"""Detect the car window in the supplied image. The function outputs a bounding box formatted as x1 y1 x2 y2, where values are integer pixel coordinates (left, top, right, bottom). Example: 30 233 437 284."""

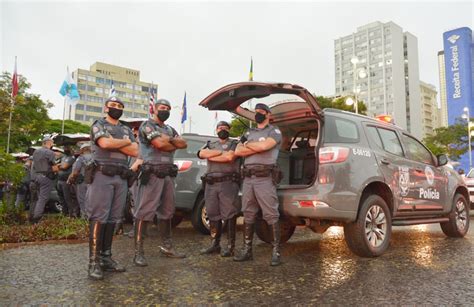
324 115 359 143
366 126 383 149
174 139 206 159
377 128 404 156
401 134 434 165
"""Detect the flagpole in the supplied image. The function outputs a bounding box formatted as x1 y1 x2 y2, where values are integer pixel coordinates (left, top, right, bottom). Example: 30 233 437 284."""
61 95 67 134
6 97 14 153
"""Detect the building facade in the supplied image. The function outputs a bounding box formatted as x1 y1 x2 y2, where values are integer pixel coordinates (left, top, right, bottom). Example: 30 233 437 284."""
419 81 440 139
334 21 422 138
437 51 449 128
67 62 157 123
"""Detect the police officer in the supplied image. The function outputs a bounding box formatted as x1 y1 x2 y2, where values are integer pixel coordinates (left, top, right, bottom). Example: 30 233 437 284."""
67 142 92 218
198 121 240 257
133 98 187 267
87 96 138 280
234 103 283 266
29 136 59 223
57 146 78 217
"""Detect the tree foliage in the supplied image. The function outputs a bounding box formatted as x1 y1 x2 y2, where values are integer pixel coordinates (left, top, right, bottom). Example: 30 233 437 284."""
229 117 251 137
423 121 468 161
314 95 367 115
0 150 25 187
43 119 90 134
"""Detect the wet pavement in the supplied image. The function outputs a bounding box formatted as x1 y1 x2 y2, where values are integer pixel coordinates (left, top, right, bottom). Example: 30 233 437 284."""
1 218 474 305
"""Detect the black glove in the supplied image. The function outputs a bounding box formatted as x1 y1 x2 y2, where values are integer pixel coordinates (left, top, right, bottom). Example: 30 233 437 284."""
240 135 248 144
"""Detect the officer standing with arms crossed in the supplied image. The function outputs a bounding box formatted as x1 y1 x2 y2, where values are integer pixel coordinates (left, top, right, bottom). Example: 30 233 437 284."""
198 121 240 257
133 98 187 267
233 103 283 266
29 136 59 223
87 96 138 280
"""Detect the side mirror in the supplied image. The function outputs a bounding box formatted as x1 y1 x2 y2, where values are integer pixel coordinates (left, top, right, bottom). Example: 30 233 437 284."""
437 154 448 167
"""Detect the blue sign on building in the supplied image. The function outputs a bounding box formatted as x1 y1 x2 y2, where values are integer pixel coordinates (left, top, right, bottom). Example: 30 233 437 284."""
443 27 474 172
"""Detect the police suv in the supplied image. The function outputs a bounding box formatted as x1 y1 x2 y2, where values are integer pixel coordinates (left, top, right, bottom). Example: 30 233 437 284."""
199 82 470 257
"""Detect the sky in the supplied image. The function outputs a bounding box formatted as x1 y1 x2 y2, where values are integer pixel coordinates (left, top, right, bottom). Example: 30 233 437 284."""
1 0 473 135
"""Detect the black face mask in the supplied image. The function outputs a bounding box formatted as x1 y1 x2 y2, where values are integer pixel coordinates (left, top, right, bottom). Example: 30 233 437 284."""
157 110 170 122
107 107 123 120
255 112 267 124
217 130 230 140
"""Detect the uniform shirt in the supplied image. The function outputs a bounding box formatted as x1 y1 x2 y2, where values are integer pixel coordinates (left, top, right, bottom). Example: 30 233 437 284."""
72 153 93 176
138 119 178 164
32 147 56 173
205 139 240 175
243 124 282 165
58 154 75 180
90 118 135 165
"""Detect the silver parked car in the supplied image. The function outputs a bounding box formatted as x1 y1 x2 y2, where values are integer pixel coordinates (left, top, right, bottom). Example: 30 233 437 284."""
199 82 470 257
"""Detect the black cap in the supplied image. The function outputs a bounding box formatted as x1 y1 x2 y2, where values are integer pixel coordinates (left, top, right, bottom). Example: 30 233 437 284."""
255 103 271 113
216 121 231 128
155 99 171 108
105 96 124 107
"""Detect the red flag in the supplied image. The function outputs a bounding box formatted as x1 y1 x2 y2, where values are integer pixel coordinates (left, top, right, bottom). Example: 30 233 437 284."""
12 57 18 98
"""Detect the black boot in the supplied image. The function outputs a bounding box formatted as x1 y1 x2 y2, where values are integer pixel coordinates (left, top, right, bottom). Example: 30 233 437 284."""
200 220 222 255
88 221 104 280
99 223 126 272
133 220 148 267
221 216 236 257
270 221 281 266
233 223 254 262
158 219 186 258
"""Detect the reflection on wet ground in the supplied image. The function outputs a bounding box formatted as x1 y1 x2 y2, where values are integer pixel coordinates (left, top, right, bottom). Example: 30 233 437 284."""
1 219 473 305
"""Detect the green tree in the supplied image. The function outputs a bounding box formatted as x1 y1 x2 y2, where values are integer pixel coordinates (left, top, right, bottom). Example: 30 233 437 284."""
0 72 52 152
229 116 250 137
0 150 25 187
43 119 91 134
314 95 367 115
423 121 468 161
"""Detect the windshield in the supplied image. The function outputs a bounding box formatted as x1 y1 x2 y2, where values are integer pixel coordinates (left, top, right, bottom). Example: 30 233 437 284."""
466 169 474 178
174 139 206 159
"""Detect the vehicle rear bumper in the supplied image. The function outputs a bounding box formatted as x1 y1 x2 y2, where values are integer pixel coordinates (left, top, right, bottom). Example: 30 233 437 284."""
283 201 356 223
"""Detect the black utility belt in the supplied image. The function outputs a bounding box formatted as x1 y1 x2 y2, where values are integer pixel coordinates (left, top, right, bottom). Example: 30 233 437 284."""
97 163 134 179
201 173 240 184
142 164 178 178
242 165 275 178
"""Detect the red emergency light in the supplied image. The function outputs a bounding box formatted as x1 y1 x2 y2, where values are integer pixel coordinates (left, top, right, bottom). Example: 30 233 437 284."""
375 115 394 124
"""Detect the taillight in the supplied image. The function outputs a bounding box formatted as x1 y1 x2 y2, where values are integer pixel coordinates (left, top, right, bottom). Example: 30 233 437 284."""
174 160 193 172
319 147 350 164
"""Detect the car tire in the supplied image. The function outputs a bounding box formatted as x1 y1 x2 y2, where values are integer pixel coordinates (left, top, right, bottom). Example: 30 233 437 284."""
255 217 296 244
440 193 470 238
344 194 392 257
47 200 63 213
191 195 210 235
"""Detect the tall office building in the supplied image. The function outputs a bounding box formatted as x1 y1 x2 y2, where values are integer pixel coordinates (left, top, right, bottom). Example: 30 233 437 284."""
419 81 440 138
334 21 422 138
67 62 157 123
437 51 449 128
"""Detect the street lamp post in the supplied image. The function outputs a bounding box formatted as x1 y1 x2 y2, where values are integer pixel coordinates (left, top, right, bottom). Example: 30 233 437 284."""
462 107 473 171
346 56 367 114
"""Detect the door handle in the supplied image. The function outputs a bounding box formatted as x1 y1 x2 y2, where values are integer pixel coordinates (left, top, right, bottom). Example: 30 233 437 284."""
381 158 390 165
415 168 423 173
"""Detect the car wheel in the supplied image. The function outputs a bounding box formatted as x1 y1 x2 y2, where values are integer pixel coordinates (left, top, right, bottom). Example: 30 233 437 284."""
344 194 392 257
441 193 470 238
48 200 63 214
191 195 210 235
255 217 296 244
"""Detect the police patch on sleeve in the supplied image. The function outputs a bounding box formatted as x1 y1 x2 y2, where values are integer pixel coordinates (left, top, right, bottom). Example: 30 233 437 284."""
93 126 99 133
274 128 281 134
